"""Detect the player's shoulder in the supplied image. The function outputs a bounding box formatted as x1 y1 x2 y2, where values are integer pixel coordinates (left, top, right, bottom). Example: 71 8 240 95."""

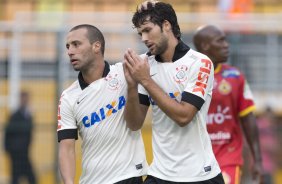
140 53 148 59
111 62 123 68
187 48 211 61
109 62 124 73
183 49 213 67
61 80 80 99
139 53 156 66
183 49 214 72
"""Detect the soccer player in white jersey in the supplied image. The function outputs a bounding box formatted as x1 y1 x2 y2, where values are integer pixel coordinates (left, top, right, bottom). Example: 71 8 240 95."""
123 1 224 184
57 24 148 184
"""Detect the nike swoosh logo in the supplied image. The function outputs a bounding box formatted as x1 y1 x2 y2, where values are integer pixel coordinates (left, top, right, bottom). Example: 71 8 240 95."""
150 73 157 77
77 96 87 104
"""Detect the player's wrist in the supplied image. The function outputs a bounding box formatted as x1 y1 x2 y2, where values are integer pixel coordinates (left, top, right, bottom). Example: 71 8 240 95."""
127 84 138 91
140 77 152 88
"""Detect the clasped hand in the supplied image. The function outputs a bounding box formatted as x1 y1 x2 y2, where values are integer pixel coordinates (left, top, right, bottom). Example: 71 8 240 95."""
123 48 151 87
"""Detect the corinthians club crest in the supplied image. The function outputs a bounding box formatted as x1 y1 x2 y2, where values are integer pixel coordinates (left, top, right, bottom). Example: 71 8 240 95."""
105 73 121 90
173 65 188 83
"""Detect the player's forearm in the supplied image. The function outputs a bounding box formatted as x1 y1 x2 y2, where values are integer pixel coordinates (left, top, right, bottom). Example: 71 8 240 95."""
125 87 147 130
59 155 76 184
61 177 75 184
241 114 262 163
249 129 263 164
246 124 264 177
248 132 262 164
141 78 195 126
59 141 76 184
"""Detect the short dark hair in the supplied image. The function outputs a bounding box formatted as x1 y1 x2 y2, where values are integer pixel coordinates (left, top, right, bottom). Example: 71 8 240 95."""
70 24 105 55
132 2 181 39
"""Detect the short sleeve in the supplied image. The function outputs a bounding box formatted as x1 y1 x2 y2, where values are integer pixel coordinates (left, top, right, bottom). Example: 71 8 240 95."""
137 54 151 106
138 84 150 106
181 58 214 110
57 92 78 142
238 75 255 117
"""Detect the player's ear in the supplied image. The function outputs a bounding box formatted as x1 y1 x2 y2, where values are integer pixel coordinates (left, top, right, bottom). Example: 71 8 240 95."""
201 42 210 51
163 20 171 32
93 41 101 54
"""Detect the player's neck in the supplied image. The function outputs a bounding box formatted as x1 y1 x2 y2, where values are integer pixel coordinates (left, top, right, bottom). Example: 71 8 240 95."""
160 37 178 62
82 59 105 84
213 63 218 70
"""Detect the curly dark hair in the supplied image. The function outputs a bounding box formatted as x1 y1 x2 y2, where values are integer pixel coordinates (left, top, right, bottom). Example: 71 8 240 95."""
132 1 181 39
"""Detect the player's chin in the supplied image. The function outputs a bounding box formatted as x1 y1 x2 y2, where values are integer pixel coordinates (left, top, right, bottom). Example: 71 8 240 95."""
148 48 155 55
220 58 228 63
149 47 159 55
151 50 161 56
72 65 80 71
220 54 229 61
218 56 228 63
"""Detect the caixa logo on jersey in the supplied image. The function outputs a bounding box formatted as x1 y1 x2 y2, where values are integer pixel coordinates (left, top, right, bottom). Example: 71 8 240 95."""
82 96 126 128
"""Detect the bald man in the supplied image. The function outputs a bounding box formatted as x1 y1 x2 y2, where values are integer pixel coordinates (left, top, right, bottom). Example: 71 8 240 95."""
193 25 264 184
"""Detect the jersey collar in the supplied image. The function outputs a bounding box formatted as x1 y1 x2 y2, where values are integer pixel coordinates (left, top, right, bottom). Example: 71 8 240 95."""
147 40 190 62
214 64 222 74
78 61 110 90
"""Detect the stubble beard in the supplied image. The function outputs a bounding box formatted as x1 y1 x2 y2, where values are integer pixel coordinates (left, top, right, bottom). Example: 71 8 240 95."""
153 36 169 56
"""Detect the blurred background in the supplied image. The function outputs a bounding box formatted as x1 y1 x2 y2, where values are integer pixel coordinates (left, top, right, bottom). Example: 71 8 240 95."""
0 0 281 183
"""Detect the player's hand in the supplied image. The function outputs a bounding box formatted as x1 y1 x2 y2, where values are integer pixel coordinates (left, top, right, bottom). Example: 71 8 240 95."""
124 48 150 86
137 0 159 12
252 161 264 184
123 61 137 89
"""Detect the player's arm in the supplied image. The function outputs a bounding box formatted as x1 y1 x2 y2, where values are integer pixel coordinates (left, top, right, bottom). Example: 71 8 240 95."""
238 76 263 183
240 112 263 181
57 93 77 184
123 62 149 130
59 139 76 184
142 79 198 127
124 48 199 127
125 87 149 130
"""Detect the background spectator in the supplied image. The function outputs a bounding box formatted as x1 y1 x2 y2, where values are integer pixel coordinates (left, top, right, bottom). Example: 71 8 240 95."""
4 91 37 184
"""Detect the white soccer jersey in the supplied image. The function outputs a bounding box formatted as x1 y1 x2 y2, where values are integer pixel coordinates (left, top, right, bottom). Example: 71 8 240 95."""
139 42 221 182
57 62 148 184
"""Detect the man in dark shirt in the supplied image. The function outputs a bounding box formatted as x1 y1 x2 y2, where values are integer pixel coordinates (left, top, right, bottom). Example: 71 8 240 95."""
4 91 37 184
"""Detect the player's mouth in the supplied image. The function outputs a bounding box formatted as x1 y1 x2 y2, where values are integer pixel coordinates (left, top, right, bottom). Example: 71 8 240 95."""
70 59 79 65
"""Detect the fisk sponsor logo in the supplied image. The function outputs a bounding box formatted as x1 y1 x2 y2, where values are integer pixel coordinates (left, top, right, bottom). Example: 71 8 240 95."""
192 59 212 96
82 96 126 128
